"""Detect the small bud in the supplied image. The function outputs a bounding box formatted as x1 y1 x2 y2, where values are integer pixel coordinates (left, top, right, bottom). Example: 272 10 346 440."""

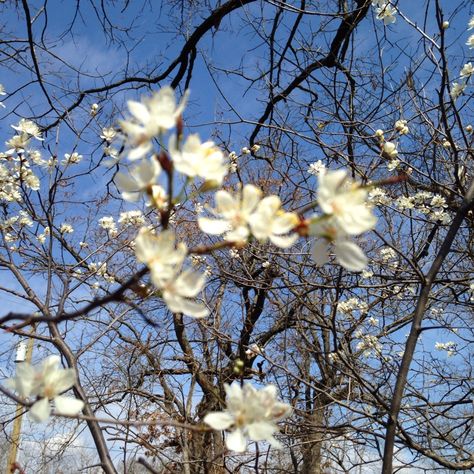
442 139 451 148
241 147 250 154
375 129 384 138
442 21 449 30
465 124 473 133
251 144 260 153
90 103 99 116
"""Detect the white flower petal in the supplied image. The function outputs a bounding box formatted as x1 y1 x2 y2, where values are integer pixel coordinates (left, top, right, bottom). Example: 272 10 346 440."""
204 412 235 430
311 240 330 266
247 421 277 441
334 240 368 271
29 397 51 423
226 429 247 452
54 395 84 416
198 217 230 235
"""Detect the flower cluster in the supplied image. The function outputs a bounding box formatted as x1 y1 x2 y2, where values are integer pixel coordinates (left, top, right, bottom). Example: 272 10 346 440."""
135 228 208 318
198 184 299 248
5 355 84 423
451 17 474 100
204 383 292 452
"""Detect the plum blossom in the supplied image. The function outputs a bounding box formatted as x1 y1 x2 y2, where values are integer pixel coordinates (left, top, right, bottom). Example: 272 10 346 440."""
5 134 31 154
62 152 83 165
466 34 474 49
135 228 186 280
12 119 43 141
100 127 117 142
317 169 376 235
460 62 474 78
450 82 466 100
247 196 299 248
115 158 162 202
204 383 291 452
120 86 188 160
307 160 325 176
169 134 228 185
376 3 396 25
134 228 208 317
308 169 377 271
5 355 84 422
469 15 474 30
382 141 398 159
394 119 409 135
0 83 5 108
198 184 262 242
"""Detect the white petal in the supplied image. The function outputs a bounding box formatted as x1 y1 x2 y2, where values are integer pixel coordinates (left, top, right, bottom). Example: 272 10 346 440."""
115 172 138 193
54 395 84 416
241 185 262 214
215 191 236 215
311 240 330 266
247 421 277 441
176 298 209 318
127 100 150 123
334 240 368 271
269 233 298 249
204 412 235 430
198 217 230 235
226 429 247 452
29 398 51 423
175 269 206 297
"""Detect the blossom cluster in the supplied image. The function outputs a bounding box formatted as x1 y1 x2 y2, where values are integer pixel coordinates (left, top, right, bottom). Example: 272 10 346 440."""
451 16 474 100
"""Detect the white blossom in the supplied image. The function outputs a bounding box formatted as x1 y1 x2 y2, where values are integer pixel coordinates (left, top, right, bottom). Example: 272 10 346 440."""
460 62 474 78
317 169 376 236
469 15 474 30
198 184 263 243
466 34 474 49
376 3 396 25
12 119 43 141
115 158 161 202
307 160 325 176
247 196 299 248
204 383 291 452
382 141 398 159
59 223 74 234
450 81 466 100
170 134 228 185
134 228 208 317
100 127 117 142
62 152 83 165
118 210 145 227
98 216 117 236
6 134 31 154
5 355 84 423
120 86 188 160
394 119 409 135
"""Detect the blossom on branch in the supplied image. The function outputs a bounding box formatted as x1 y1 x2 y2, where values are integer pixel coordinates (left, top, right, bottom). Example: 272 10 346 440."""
204 383 292 452
134 228 208 317
120 86 188 160
169 134 228 185
308 169 377 271
5 355 84 423
247 196 299 248
115 157 162 202
198 184 262 243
